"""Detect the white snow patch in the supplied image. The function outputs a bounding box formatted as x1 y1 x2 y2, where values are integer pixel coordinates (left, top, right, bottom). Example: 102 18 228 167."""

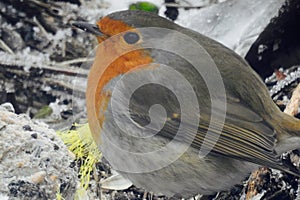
176 0 285 56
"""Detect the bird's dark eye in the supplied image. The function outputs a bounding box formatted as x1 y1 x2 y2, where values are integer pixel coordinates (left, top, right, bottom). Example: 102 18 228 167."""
123 32 140 44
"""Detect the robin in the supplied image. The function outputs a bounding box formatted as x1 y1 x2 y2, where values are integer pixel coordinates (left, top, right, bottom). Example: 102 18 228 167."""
73 10 300 197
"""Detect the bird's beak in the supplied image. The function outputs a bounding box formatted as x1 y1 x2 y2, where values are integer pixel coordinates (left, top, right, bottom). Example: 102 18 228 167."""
72 22 104 36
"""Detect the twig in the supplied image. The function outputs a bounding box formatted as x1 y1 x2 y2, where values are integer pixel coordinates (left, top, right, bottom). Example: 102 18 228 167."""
28 0 51 9
164 3 205 9
0 39 14 54
245 167 270 200
0 59 89 78
56 58 94 66
284 83 300 116
33 16 50 39
142 191 148 200
42 77 85 95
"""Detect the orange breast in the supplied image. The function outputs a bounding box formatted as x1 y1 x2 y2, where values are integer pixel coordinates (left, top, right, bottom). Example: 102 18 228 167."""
86 17 153 143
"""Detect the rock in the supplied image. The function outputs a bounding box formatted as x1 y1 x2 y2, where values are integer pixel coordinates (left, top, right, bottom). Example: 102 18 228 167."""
0 105 78 200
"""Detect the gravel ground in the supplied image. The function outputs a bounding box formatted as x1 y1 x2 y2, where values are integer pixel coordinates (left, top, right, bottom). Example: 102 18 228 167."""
0 104 78 200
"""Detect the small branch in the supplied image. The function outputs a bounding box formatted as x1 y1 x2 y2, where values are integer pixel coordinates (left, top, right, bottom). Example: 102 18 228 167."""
56 58 94 66
28 0 51 9
33 16 51 39
245 167 271 200
0 39 14 54
284 83 300 116
0 59 89 78
164 3 205 9
42 77 86 95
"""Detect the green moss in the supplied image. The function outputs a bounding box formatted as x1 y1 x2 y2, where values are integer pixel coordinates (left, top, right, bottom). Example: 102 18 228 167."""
33 105 53 119
129 1 159 13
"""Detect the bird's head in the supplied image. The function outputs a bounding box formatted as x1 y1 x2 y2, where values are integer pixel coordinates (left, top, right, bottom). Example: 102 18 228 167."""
73 10 174 143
